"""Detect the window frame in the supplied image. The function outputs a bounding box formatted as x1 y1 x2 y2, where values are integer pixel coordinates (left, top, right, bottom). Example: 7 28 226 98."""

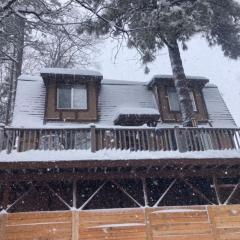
56 84 88 110
166 87 198 113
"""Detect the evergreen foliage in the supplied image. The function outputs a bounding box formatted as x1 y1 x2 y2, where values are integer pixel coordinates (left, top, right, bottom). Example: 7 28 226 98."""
77 0 240 125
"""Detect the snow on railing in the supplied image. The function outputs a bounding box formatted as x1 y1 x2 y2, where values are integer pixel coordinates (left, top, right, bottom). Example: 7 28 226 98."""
0 125 239 154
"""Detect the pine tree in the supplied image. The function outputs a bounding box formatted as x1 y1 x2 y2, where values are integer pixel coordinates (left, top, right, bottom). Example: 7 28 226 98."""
76 0 240 126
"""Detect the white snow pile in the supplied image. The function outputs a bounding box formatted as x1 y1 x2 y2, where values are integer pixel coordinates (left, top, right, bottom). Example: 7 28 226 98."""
0 149 239 162
115 107 159 116
114 107 160 121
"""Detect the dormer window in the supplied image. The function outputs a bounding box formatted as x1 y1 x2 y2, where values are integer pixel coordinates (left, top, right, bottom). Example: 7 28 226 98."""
147 76 209 124
167 87 197 112
57 84 87 110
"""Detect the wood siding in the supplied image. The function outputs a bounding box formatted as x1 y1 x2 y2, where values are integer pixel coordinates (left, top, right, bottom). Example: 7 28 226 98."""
45 81 99 122
155 85 208 123
2 205 240 240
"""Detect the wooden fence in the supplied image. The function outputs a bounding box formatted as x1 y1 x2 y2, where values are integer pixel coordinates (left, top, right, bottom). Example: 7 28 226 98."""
1 126 240 153
1 204 240 240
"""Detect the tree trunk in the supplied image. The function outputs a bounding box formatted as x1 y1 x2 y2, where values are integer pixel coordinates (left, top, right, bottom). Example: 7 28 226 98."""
5 51 15 125
5 16 25 125
167 38 194 127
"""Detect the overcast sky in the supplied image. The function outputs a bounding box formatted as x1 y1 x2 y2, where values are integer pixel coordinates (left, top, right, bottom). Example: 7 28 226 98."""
95 35 240 126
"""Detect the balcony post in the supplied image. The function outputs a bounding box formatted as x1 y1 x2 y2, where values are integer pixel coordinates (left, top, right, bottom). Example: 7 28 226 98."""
174 126 187 153
0 124 5 152
90 124 96 153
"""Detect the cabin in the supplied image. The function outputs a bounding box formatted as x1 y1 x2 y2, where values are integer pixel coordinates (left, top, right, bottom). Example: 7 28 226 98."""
0 68 240 240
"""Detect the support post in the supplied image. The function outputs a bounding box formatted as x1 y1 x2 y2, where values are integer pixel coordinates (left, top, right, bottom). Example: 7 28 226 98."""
144 207 153 240
72 179 77 209
142 178 148 207
213 176 222 205
0 210 7 240
174 126 187 152
71 210 79 240
3 183 10 210
90 124 96 153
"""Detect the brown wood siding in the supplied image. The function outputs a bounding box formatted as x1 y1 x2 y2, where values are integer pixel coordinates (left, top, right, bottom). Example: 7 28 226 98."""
155 85 208 123
2 205 240 240
45 81 98 122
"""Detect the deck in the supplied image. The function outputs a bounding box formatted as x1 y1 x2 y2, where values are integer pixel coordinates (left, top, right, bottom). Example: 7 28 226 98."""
1 126 240 154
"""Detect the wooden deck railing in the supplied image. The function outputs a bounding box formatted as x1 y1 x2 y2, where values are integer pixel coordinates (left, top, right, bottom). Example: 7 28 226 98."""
0 126 239 154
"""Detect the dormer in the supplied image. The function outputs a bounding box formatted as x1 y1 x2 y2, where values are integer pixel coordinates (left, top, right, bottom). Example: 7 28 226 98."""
148 75 209 124
41 68 103 122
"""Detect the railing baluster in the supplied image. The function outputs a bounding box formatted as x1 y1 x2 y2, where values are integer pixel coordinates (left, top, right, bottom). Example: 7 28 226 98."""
234 130 240 149
99 129 103 150
227 129 235 149
141 130 146 151
167 129 174 151
146 129 151 151
131 130 135 150
149 130 154 151
163 130 169 151
191 129 198 151
123 130 127 150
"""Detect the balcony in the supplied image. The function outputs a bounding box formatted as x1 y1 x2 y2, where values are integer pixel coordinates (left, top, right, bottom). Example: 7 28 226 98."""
0 126 239 154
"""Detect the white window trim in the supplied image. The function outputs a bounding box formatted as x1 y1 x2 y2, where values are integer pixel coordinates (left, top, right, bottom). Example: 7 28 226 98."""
189 91 197 112
57 84 87 110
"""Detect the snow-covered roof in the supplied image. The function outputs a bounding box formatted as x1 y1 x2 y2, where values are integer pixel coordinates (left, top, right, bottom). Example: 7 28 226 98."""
11 74 237 128
40 68 102 77
148 74 209 88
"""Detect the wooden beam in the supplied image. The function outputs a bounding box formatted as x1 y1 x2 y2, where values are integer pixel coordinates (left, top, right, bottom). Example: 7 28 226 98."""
182 178 215 205
0 157 240 171
79 181 106 210
1 167 240 183
6 185 34 212
111 180 142 207
154 179 177 207
45 184 71 210
224 179 240 205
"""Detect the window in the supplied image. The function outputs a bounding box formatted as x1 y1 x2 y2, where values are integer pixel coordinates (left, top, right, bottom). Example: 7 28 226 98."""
167 87 197 112
57 84 87 110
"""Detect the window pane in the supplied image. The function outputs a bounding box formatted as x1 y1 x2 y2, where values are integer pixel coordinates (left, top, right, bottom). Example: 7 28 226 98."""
58 87 71 109
73 85 87 109
168 87 180 111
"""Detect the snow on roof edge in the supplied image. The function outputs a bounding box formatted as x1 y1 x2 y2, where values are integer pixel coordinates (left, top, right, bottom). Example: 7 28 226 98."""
152 74 209 81
18 74 42 81
40 67 103 77
102 79 147 85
